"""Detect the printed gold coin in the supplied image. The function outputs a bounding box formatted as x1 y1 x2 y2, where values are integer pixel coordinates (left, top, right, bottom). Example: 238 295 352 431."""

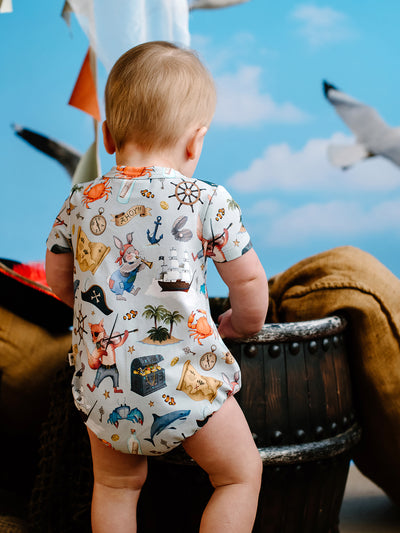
160 201 169 210
111 434 119 441
171 356 179 366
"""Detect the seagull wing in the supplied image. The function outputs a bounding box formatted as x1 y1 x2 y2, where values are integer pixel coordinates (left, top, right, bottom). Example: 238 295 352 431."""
376 132 400 166
12 124 81 177
323 82 390 147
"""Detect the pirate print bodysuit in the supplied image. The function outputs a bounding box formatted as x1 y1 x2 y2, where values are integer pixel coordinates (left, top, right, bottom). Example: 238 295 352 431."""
46 166 253 455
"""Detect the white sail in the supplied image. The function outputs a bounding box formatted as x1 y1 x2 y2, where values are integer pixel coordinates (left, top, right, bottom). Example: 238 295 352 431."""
181 267 191 283
166 267 180 281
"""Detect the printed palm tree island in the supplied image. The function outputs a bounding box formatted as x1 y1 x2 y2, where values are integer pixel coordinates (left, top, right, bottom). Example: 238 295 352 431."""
141 304 184 345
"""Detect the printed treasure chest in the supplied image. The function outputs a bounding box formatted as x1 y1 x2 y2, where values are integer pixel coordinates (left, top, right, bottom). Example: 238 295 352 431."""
131 354 166 396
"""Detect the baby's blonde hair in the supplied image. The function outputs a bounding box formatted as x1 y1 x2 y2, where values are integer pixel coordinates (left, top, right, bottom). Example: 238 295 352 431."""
105 41 217 151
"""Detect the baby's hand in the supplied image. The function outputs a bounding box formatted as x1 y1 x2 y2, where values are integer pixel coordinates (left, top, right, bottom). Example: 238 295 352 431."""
217 308 242 340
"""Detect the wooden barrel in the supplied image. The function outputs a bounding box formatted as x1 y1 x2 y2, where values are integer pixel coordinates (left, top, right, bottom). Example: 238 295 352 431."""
228 315 361 533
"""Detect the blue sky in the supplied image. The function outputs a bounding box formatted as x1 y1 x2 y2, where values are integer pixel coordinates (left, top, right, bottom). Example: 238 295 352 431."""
1 1 400 296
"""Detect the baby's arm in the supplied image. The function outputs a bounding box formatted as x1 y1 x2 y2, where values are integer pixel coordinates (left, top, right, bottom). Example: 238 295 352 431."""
45 249 75 308
215 248 268 339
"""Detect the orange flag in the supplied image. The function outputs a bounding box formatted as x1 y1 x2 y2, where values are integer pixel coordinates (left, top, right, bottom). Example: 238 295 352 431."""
69 47 101 121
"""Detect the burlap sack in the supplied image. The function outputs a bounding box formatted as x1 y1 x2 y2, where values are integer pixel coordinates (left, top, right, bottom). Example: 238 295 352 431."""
267 245 400 505
0 306 71 434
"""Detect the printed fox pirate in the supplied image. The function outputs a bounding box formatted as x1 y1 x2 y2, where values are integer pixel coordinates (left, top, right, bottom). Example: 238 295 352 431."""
86 319 129 393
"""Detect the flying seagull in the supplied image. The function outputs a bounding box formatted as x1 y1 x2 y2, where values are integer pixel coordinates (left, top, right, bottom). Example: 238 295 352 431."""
189 0 249 10
12 124 82 177
323 80 400 169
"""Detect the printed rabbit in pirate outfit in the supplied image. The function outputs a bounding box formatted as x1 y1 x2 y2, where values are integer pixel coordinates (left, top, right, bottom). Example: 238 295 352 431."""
109 232 145 299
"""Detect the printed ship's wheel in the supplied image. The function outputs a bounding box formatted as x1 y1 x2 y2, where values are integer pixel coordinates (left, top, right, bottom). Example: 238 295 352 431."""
170 180 205 212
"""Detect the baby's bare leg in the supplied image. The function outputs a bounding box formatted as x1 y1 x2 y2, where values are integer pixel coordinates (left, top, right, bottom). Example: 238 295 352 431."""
183 396 262 533
87 428 148 533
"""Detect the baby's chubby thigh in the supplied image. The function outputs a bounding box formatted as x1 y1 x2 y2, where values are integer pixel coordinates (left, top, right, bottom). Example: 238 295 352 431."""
183 396 262 488
87 426 148 491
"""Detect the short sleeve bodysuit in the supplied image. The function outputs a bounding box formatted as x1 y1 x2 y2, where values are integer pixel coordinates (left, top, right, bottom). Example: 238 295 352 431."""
46 166 253 455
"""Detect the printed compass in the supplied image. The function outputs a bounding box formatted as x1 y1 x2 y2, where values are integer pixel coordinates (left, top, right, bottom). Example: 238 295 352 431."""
90 208 106 235
199 345 217 371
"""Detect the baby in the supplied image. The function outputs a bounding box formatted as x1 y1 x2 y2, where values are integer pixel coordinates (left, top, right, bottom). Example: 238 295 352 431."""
46 41 268 533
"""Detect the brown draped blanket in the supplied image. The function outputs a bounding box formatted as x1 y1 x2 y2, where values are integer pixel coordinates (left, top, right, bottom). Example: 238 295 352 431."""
267 245 400 505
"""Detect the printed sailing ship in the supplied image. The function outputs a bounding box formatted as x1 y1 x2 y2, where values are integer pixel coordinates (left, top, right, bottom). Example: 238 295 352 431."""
157 248 193 292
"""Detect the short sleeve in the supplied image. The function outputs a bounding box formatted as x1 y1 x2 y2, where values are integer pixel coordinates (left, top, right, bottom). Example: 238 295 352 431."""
202 185 252 263
46 195 73 254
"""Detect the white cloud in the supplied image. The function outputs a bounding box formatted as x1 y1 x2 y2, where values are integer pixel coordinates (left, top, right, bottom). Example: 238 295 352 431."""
228 133 400 193
213 65 309 126
262 199 400 246
291 4 357 47
191 31 275 72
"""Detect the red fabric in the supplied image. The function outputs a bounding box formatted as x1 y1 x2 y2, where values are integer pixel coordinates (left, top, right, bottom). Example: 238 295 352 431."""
12 261 48 287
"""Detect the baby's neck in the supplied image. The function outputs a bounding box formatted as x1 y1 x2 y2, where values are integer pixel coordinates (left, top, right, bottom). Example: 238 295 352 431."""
115 142 178 170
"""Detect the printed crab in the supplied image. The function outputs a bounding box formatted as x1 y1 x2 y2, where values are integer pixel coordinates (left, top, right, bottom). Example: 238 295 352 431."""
107 404 144 428
188 309 214 345
116 166 153 179
82 176 112 208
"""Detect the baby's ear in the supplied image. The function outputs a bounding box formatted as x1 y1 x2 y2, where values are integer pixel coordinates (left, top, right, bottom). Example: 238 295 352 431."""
102 121 116 155
186 126 208 160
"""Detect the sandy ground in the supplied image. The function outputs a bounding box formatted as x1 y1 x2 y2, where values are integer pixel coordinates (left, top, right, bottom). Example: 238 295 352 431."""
339 463 400 532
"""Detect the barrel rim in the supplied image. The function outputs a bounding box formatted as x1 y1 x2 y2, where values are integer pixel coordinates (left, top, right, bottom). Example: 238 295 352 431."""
232 315 347 344
258 423 361 465
155 423 361 467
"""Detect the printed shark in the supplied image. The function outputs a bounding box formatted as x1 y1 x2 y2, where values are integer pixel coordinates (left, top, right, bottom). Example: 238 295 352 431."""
145 409 191 446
